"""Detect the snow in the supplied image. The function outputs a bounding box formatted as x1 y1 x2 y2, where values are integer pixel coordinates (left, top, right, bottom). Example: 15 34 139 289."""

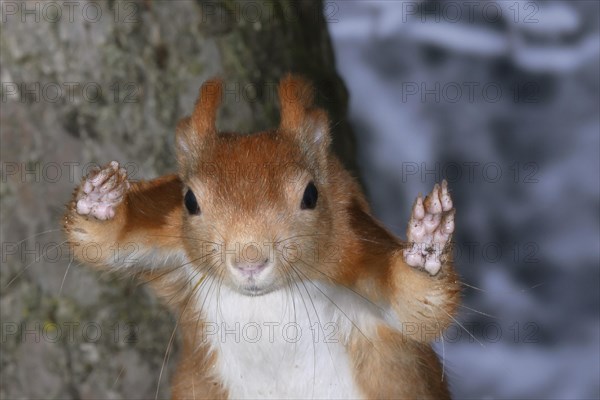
328 1 600 398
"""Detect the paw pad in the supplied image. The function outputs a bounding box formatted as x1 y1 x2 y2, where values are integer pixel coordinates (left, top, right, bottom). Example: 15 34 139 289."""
76 161 129 220
404 180 455 275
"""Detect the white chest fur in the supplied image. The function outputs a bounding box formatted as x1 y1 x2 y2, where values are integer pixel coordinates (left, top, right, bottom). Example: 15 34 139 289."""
195 280 382 399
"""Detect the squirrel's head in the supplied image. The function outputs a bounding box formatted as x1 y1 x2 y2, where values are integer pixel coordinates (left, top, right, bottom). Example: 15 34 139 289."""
174 75 337 296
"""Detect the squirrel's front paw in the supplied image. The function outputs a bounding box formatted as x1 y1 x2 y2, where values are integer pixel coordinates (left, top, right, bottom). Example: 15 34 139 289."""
404 180 455 275
76 161 130 220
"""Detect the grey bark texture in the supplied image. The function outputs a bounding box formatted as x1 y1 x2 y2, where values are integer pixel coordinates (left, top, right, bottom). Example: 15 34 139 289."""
0 1 355 398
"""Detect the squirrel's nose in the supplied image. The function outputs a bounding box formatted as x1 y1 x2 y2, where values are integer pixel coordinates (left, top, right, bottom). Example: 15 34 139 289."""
233 258 270 275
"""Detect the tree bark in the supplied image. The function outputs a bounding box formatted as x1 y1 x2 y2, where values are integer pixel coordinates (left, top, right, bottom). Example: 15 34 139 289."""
0 1 355 398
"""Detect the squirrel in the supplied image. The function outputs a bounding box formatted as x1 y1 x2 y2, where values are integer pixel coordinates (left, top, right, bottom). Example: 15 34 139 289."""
64 75 460 399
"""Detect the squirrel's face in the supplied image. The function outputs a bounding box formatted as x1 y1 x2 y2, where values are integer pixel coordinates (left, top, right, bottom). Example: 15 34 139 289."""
181 133 332 295
175 76 333 296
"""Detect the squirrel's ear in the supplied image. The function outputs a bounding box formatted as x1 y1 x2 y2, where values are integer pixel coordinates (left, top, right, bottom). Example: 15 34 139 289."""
191 78 222 134
278 74 331 154
175 78 222 174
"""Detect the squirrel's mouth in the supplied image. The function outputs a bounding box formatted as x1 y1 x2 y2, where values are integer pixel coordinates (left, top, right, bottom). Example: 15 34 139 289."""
227 255 279 296
237 278 279 297
239 286 270 297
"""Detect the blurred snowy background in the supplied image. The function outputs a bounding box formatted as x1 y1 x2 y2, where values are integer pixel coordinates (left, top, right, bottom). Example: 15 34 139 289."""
328 1 599 398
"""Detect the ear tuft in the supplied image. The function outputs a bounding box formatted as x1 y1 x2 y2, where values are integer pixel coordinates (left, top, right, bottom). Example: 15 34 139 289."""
279 74 315 132
175 78 223 176
192 77 223 134
278 74 330 150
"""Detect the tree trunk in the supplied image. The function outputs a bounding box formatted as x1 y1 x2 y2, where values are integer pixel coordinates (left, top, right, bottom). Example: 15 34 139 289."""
0 1 355 398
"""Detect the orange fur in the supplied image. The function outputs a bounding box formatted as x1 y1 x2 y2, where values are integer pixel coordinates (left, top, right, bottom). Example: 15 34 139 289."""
64 75 460 399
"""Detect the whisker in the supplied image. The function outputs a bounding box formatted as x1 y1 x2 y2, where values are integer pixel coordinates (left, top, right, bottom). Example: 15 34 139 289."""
201 270 226 361
459 304 498 319
288 263 383 357
192 262 223 351
112 366 125 388
216 267 227 324
279 264 298 325
460 281 486 292
210 227 226 245
294 257 383 311
58 258 76 296
4 240 68 289
149 234 223 247
138 252 217 288
439 307 485 348
282 262 318 397
461 280 545 295
195 262 223 321
177 256 217 290
165 257 220 308
426 304 445 382
353 237 397 246
525 282 545 291
275 233 328 245
154 270 207 400
11 228 61 246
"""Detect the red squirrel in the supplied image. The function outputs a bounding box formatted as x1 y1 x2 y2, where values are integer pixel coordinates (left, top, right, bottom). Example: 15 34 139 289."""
64 75 460 399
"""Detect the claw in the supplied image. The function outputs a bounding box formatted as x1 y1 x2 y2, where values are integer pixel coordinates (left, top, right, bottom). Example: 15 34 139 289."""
441 210 455 235
83 180 94 194
424 184 442 214
424 213 441 233
404 182 455 275
90 169 111 186
100 174 118 192
413 194 425 220
441 180 453 211
106 189 124 201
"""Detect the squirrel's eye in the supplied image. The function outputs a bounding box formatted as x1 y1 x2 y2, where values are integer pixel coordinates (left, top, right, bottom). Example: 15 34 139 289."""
300 181 318 210
184 189 200 215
